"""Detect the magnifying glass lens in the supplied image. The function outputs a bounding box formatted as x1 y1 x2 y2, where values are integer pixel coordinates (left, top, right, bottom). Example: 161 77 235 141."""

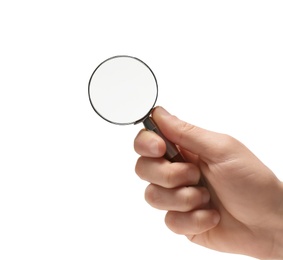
88 56 158 125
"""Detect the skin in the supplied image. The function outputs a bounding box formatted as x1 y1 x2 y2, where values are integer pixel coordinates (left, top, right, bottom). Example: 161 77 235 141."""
134 106 283 260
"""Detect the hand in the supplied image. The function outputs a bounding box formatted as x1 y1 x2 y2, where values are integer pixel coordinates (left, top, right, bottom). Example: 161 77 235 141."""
134 106 283 259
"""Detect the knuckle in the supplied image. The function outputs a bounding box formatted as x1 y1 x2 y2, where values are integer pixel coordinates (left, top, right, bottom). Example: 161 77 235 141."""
219 134 236 148
212 134 240 158
193 212 202 233
179 163 198 184
165 163 195 188
183 187 194 211
178 121 196 144
165 166 176 188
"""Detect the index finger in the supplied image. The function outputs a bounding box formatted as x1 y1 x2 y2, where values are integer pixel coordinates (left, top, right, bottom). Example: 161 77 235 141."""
134 129 166 157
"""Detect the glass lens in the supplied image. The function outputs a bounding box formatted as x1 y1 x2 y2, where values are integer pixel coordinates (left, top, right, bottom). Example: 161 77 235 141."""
88 56 158 125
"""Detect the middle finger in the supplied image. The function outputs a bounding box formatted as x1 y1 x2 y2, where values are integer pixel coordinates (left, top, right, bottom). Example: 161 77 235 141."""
135 157 201 188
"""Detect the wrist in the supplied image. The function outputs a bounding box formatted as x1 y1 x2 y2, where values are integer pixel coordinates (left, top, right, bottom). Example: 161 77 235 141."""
268 181 283 260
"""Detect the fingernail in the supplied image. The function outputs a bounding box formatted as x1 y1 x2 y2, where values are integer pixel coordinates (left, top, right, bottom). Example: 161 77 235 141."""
213 213 220 225
155 106 170 117
202 191 210 204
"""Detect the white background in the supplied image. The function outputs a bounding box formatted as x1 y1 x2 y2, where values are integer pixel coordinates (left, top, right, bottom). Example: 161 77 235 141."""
0 1 283 259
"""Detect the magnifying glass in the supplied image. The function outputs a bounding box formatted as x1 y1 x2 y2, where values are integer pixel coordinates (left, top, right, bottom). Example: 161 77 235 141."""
88 55 184 162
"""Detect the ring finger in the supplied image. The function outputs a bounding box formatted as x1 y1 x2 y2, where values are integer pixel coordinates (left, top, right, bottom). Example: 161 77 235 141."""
145 184 210 212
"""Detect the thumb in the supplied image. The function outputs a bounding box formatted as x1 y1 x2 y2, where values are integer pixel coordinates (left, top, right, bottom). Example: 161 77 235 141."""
152 106 233 158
